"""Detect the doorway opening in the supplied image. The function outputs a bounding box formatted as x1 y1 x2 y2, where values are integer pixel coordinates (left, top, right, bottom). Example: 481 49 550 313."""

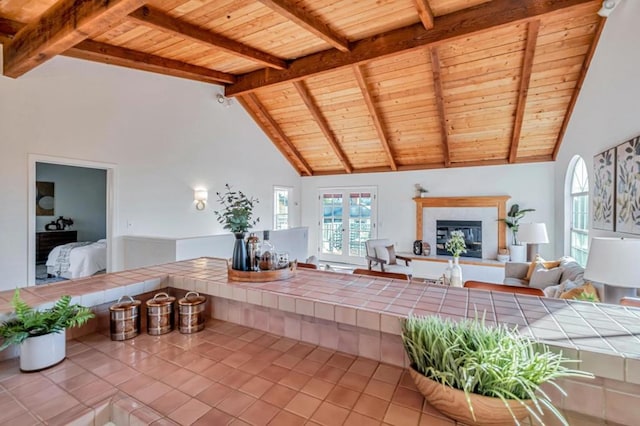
28 155 116 286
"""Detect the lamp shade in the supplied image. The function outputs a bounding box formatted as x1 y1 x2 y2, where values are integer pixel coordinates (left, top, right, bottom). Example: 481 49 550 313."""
517 223 549 244
584 237 640 288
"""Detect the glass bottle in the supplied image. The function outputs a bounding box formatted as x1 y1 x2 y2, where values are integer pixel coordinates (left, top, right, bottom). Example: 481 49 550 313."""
258 230 276 270
246 233 260 271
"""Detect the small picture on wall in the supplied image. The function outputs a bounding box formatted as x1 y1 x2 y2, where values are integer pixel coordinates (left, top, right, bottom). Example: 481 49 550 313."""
592 148 615 231
615 136 640 234
36 181 55 216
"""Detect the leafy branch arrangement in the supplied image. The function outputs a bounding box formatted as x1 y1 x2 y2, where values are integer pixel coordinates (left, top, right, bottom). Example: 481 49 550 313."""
500 204 535 245
445 230 467 258
402 315 593 425
0 289 94 350
214 184 260 234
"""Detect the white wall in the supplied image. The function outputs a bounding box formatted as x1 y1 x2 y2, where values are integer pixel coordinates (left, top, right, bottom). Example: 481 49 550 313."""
0 56 301 289
301 162 556 261
554 1 640 255
35 163 107 242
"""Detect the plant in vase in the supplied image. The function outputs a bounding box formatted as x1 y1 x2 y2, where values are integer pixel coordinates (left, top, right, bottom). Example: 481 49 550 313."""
445 230 466 287
214 184 260 271
0 289 94 371
500 204 535 262
401 315 593 426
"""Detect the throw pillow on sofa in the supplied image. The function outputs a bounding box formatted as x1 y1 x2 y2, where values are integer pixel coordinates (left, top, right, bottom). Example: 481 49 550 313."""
560 282 600 302
524 255 562 281
529 266 564 289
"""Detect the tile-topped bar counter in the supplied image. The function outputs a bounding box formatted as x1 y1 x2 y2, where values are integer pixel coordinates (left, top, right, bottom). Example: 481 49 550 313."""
1 257 640 424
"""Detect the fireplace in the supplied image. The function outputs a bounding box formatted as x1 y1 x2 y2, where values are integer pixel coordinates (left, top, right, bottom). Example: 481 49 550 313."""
436 220 482 259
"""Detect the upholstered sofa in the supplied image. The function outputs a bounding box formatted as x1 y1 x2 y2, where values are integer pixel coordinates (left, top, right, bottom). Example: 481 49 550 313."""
503 256 602 300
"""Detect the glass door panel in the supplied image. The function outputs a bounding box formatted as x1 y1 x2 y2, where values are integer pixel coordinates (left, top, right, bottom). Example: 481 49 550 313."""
319 188 376 264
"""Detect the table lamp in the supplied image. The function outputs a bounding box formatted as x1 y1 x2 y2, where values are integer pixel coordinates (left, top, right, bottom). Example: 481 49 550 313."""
518 223 549 261
584 237 640 304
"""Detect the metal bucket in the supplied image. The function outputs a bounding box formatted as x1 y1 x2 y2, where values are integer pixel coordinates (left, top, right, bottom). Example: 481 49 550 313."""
146 292 175 336
178 291 206 334
109 295 141 341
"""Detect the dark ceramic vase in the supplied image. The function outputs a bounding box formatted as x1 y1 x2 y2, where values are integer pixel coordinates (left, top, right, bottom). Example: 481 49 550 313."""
232 232 248 271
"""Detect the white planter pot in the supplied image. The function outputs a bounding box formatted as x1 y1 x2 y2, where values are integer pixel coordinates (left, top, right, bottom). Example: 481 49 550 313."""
509 245 526 263
20 330 66 372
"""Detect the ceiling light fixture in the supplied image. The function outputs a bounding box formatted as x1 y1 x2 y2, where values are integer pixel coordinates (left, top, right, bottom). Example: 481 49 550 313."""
598 0 620 17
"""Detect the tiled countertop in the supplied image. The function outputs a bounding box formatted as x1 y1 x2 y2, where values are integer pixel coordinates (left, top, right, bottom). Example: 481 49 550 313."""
2 257 640 381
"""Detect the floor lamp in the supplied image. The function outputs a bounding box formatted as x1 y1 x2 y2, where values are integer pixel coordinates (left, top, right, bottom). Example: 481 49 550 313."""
518 223 549 261
584 237 640 304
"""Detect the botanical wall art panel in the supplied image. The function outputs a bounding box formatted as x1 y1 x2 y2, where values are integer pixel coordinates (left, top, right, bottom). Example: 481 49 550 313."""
615 136 640 234
36 181 55 216
592 148 615 231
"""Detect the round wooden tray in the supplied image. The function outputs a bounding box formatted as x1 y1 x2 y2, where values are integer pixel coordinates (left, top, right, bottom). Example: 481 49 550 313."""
227 260 297 282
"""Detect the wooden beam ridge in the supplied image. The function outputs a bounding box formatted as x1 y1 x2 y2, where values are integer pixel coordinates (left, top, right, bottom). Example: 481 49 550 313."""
65 40 235 84
256 0 350 52
552 16 606 160
414 0 435 30
0 17 23 44
225 0 597 96
293 80 353 174
353 65 397 170
429 47 451 168
509 20 540 163
128 6 287 70
3 0 144 78
240 93 313 176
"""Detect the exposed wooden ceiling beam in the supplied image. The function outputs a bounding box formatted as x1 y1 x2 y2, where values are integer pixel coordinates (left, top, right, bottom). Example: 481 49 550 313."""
311 156 554 176
509 20 540 164
65 40 235 84
552 16 606 160
429 47 451 168
127 6 287 70
239 93 313 176
353 65 397 171
293 80 353 174
3 0 144 78
256 0 350 52
0 17 22 44
225 0 597 96
414 0 435 30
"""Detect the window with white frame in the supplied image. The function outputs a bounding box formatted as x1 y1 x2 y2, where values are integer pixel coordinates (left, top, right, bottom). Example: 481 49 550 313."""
274 187 291 230
569 157 589 266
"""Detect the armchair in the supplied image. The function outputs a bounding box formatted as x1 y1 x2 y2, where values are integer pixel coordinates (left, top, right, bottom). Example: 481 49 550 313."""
364 239 412 275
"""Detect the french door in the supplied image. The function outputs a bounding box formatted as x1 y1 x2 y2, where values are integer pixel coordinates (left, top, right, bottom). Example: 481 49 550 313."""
318 188 377 264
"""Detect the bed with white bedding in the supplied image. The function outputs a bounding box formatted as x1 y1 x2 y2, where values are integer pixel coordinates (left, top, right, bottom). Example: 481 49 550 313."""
46 239 107 279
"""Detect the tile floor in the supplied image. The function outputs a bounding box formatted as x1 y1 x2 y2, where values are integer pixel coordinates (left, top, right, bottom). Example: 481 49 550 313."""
0 319 609 426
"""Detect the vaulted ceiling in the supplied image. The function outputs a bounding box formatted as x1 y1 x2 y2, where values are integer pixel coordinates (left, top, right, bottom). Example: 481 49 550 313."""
0 0 604 175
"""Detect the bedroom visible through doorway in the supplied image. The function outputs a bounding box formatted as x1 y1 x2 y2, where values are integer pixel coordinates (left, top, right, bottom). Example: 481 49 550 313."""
34 162 107 285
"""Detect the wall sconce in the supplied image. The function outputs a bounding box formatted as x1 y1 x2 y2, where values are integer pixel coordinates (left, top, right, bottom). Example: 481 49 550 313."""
194 189 208 210
598 0 620 17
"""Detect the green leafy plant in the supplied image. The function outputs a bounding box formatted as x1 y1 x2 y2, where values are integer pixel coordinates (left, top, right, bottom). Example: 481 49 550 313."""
445 230 467 257
214 184 260 234
401 315 593 425
500 204 535 245
0 289 94 350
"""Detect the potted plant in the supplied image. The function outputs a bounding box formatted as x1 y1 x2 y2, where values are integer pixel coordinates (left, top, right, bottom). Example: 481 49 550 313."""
214 184 260 271
0 289 94 371
501 204 535 262
401 315 592 426
445 230 467 287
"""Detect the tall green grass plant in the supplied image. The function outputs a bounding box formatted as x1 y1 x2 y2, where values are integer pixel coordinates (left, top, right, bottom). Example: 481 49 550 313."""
401 315 593 425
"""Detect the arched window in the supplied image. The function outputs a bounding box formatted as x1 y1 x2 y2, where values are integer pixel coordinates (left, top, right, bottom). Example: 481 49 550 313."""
570 157 589 266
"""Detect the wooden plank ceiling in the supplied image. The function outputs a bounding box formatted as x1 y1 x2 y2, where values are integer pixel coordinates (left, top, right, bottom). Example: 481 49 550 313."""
0 0 605 176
